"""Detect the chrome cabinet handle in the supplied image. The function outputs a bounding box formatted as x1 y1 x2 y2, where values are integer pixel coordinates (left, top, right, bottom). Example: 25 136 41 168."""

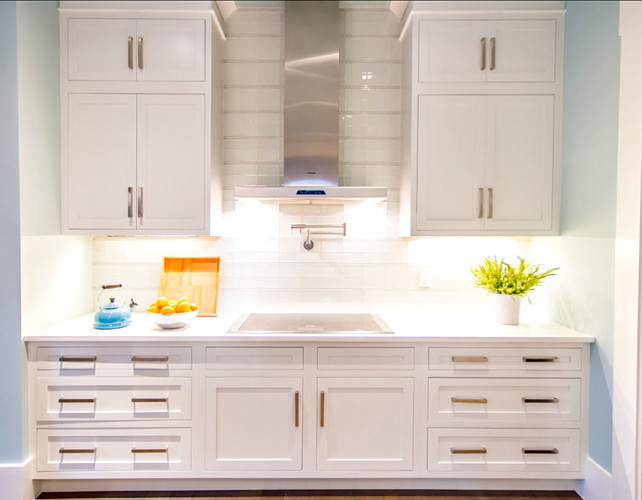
451 448 487 454
294 391 300 428
128 36 134 70
481 37 487 70
522 397 560 404
320 391 325 428
137 37 143 70
487 187 493 219
452 397 488 404
478 188 484 219
128 187 133 219
131 356 169 363
137 187 143 225
523 356 560 363
131 448 168 454
58 398 96 404
59 448 95 454
490 37 496 70
59 356 96 363
131 397 169 403
452 356 489 363
522 448 559 455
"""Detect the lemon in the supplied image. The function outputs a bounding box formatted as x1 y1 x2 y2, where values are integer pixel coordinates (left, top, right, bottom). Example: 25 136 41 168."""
176 302 191 313
156 297 169 308
190 303 199 311
160 305 175 314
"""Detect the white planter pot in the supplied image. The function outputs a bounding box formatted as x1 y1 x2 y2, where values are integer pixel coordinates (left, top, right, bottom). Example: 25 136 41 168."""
489 294 522 325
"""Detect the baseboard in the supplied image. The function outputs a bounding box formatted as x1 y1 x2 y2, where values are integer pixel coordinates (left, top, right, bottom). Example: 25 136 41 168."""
576 457 612 500
0 458 34 500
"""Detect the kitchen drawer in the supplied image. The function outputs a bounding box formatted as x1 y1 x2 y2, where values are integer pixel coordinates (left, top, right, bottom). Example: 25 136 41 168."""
318 347 414 370
36 377 191 422
427 428 581 473
37 428 191 472
36 346 192 374
206 347 303 370
429 347 581 372
428 378 581 424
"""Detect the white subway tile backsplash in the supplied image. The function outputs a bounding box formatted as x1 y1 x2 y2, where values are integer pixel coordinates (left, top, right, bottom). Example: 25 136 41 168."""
341 138 400 164
224 112 282 138
225 62 282 86
341 113 400 138
344 11 400 36
343 36 401 61
225 10 282 36
224 88 281 112
342 88 401 113
226 36 282 60
341 62 401 87
224 138 282 163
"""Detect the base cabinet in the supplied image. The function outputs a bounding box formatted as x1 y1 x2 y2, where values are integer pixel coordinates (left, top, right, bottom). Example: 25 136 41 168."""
28 337 591 489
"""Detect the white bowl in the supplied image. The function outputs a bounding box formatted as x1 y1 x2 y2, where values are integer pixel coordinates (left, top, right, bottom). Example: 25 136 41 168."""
148 309 199 329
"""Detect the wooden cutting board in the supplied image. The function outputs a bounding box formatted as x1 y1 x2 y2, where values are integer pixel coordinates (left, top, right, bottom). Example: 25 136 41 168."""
158 257 220 316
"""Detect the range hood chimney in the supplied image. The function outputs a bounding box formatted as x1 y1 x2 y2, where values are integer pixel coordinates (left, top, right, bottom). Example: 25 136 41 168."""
234 0 387 204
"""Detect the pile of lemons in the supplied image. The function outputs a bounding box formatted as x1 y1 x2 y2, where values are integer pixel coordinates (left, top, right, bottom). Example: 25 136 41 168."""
147 296 199 315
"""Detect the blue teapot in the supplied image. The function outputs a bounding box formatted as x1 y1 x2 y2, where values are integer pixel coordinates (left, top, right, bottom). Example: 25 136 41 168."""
93 284 138 330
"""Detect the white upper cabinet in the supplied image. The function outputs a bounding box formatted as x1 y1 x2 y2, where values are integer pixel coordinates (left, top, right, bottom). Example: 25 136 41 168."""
418 19 557 83
67 18 205 82
416 95 554 232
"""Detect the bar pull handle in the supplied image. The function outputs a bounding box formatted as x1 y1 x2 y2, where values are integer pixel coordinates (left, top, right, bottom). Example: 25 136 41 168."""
131 356 169 363
478 188 484 219
487 187 493 219
490 37 496 70
522 397 560 404
320 391 325 428
137 36 143 70
59 356 97 363
451 448 487 455
128 36 134 70
102 284 122 290
452 397 488 404
59 448 96 455
58 398 96 404
131 397 169 403
131 448 168 454
481 37 487 70
522 448 559 455
294 391 300 428
523 356 560 363
137 186 143 224
128 187 133 219
452 356 489 363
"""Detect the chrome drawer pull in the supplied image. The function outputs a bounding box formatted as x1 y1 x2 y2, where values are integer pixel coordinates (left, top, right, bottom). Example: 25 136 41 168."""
523 356 560 363
522 448 559 455
452 356 489 363
131 356 169 363
59 448 96 454
131 397 169 403
451 448 487 454
452 397 488 404
58 398 96 404
522 397 559 404
59 356 97 363
131 448 168 454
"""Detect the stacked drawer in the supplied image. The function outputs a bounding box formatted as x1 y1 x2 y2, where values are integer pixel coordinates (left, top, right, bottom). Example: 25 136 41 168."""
35 346 192 472
427 346 584 476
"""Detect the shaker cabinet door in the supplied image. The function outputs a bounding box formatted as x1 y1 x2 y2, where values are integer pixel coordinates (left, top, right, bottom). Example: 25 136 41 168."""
65 94 137 230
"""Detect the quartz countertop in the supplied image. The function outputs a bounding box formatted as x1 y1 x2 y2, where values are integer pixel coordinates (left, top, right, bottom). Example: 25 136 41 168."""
23 311 595 343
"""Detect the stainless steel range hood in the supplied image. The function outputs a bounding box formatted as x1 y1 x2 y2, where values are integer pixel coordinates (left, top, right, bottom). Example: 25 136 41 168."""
234 0 387 204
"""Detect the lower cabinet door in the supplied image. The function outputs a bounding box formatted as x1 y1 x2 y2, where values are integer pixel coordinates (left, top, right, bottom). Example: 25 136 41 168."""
316 377 414 471
205 377 302 470
37 428 191 472
427 428 581 474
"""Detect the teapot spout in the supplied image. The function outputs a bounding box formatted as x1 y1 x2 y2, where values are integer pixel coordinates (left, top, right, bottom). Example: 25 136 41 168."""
128 298 138 316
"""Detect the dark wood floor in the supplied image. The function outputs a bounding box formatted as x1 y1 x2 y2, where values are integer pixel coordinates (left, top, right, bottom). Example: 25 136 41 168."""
37 490 582 500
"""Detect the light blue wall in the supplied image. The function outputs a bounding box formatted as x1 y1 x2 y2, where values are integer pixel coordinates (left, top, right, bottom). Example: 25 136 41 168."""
0 0 25 463
533 0 620 473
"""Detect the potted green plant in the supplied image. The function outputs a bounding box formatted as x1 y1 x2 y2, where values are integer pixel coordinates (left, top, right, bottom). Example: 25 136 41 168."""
470 256 558 325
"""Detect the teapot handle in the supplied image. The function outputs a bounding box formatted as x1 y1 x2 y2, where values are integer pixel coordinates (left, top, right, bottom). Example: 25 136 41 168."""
97 284 125 311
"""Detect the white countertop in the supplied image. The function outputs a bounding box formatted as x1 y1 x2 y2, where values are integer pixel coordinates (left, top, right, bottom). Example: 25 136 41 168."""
23 311 595 343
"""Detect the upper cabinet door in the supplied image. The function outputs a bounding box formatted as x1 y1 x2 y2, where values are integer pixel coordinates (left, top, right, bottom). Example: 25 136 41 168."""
136 20 206 82
68 19 137 81
416 95 486 232
136 94 206 231
417 19 556 83
484 95 554 231
66 94 137 230
486 20 556 83
418 20 487 83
